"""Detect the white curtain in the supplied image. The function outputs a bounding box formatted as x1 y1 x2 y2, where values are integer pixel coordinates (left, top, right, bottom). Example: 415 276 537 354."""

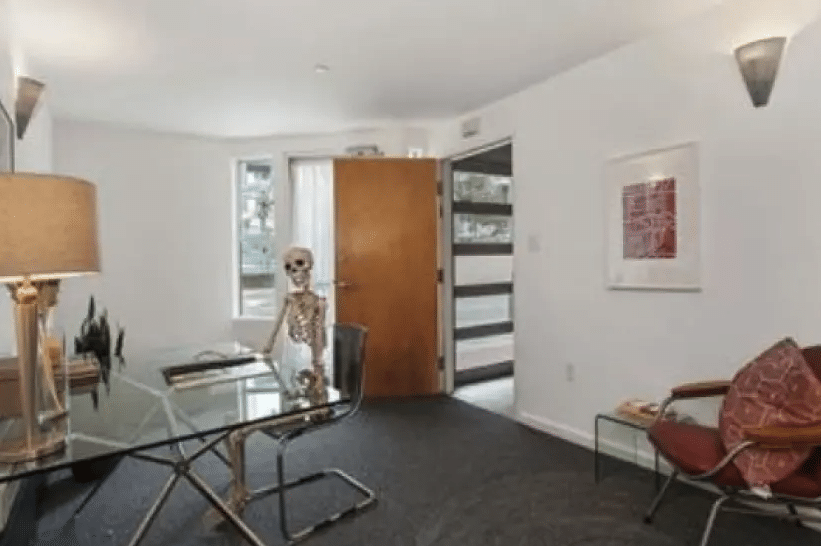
290 159 333 297
285 158 334 375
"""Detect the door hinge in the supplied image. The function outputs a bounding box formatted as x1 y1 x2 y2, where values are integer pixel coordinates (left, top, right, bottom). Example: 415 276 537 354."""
438 356 445 371
437 180 443 196
437 268 444 283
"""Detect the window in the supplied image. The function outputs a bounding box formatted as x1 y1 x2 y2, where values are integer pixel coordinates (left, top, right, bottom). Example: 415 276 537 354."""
453 172 513 245
236 159 276 317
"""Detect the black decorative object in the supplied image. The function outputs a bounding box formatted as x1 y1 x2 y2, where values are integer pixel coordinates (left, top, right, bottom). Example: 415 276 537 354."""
74 296 126 405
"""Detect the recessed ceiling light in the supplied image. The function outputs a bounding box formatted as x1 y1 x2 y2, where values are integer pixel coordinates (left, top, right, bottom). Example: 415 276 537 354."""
314 64 330 74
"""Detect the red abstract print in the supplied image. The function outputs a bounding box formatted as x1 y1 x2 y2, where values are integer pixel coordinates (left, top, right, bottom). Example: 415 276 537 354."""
622 178 677 259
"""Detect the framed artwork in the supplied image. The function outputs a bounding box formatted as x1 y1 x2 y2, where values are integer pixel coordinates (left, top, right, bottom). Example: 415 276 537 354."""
0 98 13 172
604 142 700 291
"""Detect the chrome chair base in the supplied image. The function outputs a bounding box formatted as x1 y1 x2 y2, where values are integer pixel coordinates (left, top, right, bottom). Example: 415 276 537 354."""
245 435 377 544
643 470 678 524
643 470 821 546
250 467 377 544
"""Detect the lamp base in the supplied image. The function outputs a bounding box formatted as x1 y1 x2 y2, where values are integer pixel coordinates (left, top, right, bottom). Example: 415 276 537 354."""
0 434 65 464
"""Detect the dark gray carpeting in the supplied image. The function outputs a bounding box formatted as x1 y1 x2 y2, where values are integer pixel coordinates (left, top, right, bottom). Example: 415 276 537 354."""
30 397 821 545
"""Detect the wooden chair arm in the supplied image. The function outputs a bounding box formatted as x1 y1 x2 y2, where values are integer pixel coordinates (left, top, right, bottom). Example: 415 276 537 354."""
744 423 821 448
670 380 731 399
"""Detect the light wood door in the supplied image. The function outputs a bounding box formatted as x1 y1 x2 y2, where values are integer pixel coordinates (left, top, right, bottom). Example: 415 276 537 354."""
334 158 439 398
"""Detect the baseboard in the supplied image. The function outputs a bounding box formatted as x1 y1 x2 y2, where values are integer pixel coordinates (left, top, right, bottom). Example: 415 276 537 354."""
516 410 821 533
516 410 661 472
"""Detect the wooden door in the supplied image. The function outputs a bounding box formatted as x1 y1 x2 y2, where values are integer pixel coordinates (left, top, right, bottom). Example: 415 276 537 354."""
334 158 439 398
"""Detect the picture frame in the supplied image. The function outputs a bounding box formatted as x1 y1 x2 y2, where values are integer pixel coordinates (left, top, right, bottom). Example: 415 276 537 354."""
604 142 700 291
0 98 13 172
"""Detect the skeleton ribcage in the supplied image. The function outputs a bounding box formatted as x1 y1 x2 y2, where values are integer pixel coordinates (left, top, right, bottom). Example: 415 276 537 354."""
287 315 311 344
287 297 316 345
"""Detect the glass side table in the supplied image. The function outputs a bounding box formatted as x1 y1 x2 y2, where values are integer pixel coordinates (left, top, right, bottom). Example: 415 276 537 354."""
594 411 660 491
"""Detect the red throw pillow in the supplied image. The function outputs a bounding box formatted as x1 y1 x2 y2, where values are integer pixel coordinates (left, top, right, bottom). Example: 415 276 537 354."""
719 338 821 488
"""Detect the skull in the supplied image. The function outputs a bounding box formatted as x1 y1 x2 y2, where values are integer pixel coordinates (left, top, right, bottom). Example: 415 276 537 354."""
283 247 313 290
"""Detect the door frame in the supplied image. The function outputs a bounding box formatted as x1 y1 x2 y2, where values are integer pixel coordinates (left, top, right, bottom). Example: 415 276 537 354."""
442 137 514 395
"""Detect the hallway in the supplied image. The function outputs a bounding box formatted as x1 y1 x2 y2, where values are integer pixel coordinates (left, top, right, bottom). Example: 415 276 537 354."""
453 376 515 419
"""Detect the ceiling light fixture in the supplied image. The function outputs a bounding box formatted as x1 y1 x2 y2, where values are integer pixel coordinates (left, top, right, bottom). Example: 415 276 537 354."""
734 37 787 108
314 64 330 74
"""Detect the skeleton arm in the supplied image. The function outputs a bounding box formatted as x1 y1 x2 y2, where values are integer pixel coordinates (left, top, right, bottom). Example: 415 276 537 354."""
261 295 291 355
307 296 329 407
310 297 327 368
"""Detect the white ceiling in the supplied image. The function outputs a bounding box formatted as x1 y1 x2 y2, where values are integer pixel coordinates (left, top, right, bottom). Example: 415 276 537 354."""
6 0 722 138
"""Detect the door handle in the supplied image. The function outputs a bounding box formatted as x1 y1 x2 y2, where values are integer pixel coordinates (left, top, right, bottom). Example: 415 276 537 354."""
334 280 354 289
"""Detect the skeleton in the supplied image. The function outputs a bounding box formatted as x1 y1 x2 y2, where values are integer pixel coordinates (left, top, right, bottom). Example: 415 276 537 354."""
262 247 326 383
219 247 329 515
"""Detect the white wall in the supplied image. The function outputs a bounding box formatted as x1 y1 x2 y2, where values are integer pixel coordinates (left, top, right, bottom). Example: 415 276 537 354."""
52 121 431 358
15 99 53 173
52 120 235 358
435 2 821 458
0 22 14 357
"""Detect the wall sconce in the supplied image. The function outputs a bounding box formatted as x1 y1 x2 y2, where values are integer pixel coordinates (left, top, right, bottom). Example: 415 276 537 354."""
15 77 46 140
734 37 787 108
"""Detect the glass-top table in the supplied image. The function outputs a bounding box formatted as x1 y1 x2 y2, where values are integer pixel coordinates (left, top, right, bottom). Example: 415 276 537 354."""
0 343 348 546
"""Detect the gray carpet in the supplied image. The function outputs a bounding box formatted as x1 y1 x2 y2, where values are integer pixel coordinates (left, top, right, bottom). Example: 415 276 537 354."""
30 397 821 545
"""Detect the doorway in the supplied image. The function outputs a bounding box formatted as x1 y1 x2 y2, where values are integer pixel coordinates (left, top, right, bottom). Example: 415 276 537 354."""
446 142 514 413
288 156 440 398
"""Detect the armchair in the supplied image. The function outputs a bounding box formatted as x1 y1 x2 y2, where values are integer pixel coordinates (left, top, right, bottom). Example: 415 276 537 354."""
644 344 821 546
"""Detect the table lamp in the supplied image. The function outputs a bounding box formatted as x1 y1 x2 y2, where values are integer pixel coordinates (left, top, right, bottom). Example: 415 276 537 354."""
0 173 100 462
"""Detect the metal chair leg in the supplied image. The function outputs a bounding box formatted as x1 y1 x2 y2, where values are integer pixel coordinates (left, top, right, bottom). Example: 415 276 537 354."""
787 503 803 528
277 440 290 542
699 494 729 546
644 470 678 524
263 437 376 544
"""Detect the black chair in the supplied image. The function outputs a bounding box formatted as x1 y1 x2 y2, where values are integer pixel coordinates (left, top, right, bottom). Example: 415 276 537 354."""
248 323 376 544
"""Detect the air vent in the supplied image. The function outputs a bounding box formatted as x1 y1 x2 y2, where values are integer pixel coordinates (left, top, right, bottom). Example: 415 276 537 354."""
344 145 384 157
461 117 481 139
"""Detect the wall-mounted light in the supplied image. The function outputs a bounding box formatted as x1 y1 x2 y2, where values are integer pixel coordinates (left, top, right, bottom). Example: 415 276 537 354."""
15 77 46 140
734 37 787 108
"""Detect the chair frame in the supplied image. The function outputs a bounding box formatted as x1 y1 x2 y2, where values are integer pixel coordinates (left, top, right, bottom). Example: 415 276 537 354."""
645 393 821 546
237 323 377 544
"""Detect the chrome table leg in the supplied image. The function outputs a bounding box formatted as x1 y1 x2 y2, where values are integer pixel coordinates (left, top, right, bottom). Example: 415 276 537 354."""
644 470 678 524
126 472 181 546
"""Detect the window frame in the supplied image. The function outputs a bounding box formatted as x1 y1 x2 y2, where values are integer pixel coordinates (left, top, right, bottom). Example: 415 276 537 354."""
233 156 277 319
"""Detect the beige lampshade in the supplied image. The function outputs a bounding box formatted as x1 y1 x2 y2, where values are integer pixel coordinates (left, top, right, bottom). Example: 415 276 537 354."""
0 173 100 282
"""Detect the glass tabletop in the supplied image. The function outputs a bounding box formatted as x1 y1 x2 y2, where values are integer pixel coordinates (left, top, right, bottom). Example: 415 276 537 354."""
0 342 346 484
597 411 655 430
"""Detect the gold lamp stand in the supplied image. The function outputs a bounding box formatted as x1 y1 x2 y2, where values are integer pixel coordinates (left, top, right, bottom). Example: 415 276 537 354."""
0 280 65 463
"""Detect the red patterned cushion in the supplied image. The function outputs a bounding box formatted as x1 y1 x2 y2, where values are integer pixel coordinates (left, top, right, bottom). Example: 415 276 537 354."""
719 338 821 487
